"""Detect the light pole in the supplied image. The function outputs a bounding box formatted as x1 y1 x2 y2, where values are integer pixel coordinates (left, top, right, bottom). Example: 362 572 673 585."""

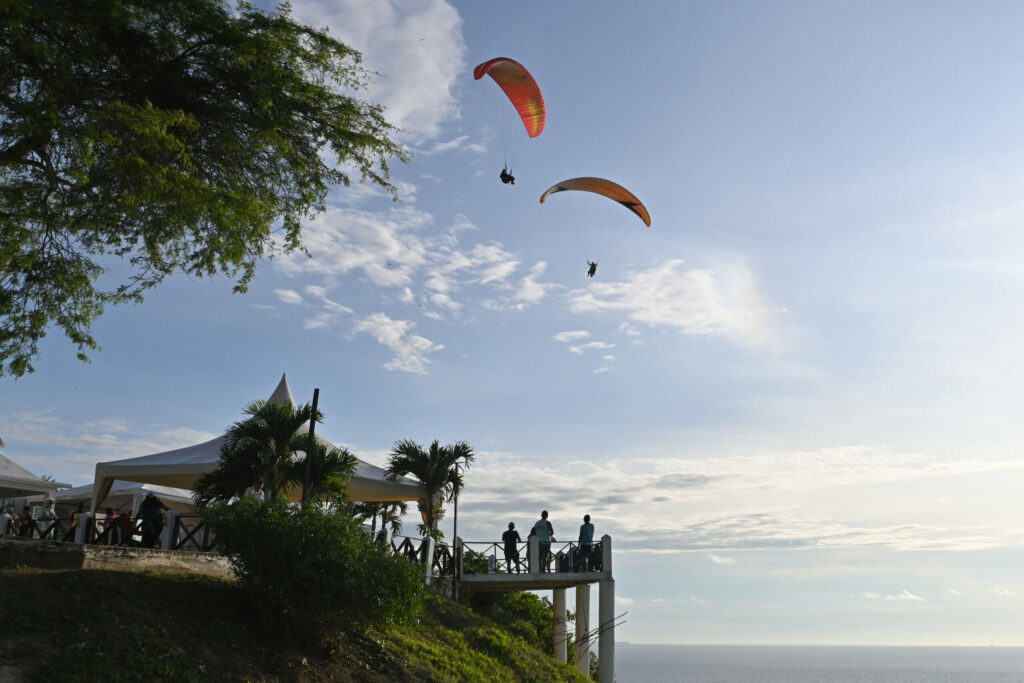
452 457 466 601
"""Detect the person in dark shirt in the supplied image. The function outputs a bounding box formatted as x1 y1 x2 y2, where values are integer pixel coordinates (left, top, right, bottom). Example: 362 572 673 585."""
138 492 169 548
501 522 523 573
499 167 515 185
587 261 597 278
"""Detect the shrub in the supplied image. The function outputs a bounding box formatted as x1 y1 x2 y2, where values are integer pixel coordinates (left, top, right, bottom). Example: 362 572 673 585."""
204 498 425 643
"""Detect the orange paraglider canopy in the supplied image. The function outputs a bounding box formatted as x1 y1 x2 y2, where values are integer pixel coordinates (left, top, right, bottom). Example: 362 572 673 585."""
539 177 652 227
474 57 546 138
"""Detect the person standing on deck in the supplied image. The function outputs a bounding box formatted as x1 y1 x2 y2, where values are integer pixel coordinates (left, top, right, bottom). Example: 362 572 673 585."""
502 522 523 573
533 510 554 572
577 514 595 571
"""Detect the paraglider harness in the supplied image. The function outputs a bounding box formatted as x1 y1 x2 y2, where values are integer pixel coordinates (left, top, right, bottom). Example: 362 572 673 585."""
499 167 515 185
587 261 597 278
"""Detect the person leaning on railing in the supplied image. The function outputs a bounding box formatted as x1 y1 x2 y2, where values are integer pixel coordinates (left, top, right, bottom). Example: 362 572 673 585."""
18 505 33 537
36 499 56 539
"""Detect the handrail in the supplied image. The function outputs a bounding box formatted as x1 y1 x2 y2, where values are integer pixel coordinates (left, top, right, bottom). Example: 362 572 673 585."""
462 539 603 574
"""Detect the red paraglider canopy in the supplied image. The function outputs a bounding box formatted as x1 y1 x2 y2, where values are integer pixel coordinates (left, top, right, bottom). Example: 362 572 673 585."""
474 57 546 138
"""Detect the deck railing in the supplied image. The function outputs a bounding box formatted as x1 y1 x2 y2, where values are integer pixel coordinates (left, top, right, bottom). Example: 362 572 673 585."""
461 539 603 576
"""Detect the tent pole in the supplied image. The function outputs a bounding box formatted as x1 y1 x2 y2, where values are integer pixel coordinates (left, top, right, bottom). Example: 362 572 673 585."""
302 388 320 505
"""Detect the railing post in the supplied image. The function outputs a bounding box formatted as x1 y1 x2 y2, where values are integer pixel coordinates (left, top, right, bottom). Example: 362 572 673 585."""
529 535 540 574
160 509 178 550
74 512 91 544
422 536 435 586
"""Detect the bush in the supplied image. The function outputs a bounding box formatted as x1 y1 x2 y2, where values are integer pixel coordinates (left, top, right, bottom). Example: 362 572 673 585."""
204 498 425 643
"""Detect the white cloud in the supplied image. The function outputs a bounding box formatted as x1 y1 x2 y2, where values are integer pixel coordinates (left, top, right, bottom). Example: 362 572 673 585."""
275 289 304 305
569 341 615 355
989 587 1016 596
352 312 443 374
864 590 924 602
288 0 465 142
615 596 635 607
707 553 736 566
568 259 778 348
554 330 590 343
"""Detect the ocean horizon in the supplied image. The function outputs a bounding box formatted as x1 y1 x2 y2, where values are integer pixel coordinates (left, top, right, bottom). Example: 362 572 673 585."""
613 644 1024 682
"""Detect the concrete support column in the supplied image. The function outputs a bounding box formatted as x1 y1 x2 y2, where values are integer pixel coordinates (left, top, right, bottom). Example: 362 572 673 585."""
528 535 540 574
74 512 92 544
422 536 435 586
575 583 591 675
160 510 178 550
553 588 567 663
598 578 615 683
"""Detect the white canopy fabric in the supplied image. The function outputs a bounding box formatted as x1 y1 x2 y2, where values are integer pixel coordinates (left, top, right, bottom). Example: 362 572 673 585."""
29 480 197 516
0 452 71 499
92 374 426 510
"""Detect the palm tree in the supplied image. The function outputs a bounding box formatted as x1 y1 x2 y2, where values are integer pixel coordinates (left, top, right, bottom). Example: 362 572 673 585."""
354 500 408 536
385 439 474 539
194 399 318 505
285 438 358 503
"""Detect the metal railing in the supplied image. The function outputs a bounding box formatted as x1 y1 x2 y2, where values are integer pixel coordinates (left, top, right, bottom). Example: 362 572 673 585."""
461 539 603 575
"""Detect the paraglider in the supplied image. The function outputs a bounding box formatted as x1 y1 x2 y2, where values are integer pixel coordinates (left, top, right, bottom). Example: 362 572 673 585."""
473 57 546 137
587 261 598 278
475 57 545 185
539 177 651 227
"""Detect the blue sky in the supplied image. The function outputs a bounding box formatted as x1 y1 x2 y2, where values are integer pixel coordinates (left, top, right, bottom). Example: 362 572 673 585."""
4 0 1024 645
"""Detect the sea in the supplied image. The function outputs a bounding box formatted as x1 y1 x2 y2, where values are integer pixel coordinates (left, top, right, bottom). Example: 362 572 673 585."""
613 645 1024 682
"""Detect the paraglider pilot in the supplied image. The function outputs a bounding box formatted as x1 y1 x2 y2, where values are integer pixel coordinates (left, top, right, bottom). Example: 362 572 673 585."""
500 167 515 185
587 261 597 278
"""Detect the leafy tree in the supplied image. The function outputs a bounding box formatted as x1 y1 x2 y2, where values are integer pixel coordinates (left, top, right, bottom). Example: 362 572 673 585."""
204 497 425 642
0 0 408 376
385 439 474 539
193 399 317 504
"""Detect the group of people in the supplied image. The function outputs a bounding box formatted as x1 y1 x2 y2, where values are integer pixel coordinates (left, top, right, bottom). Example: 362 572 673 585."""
0 492 170 548
1 498 57 538
501 511 597 573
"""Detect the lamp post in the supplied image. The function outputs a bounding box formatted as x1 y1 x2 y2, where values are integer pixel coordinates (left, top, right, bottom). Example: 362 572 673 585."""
452 457 466 601
301 388 320 505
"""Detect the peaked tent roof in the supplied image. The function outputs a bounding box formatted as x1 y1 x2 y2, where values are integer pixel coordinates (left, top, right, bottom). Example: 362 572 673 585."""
91 374 426 509
0 452 71 499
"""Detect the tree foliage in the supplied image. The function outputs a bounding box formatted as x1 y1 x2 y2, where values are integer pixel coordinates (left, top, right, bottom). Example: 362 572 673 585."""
385 439 475 539
193 398 355 505
204 497 425 641
0 0 408 376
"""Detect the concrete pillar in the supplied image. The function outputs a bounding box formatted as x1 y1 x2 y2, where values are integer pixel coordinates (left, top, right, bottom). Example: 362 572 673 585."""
528 535 540 574
575 583 591 675
160 510 178 550
74 512 92 544
601 534 612 574
422 536 435 586
553 588 567 663
598 578 615 683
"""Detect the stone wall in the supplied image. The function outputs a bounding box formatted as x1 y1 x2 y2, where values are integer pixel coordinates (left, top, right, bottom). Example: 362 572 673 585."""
0 537 233 579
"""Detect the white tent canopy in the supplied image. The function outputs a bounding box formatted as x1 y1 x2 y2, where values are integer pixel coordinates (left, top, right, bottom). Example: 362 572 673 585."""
92 374 426 510
0 452 71 500
30 480 196 516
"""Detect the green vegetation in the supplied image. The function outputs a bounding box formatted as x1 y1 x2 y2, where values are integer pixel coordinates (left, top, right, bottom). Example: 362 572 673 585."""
0 569 589 682
385 439 475 539
203 497 425 642
193 400 357 504
0 0 407 376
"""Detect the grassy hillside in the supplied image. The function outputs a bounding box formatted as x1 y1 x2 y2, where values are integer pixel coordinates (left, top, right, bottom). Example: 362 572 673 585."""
0 568 589 682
